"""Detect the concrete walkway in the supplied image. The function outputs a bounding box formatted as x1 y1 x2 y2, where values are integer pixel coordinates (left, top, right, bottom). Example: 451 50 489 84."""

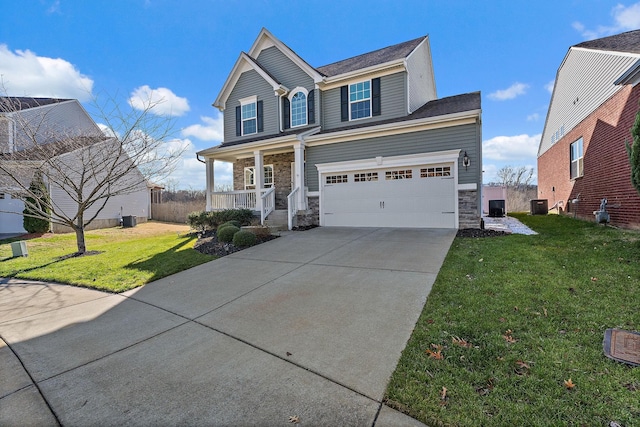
483 215 538 235
0 227 456 426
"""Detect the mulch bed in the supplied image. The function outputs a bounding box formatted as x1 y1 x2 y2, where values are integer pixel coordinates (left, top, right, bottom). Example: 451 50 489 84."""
457 228 509 238
193 230 278 257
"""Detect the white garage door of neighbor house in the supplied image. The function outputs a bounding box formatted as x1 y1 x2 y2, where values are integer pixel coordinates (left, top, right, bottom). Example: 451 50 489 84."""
321 164 456 228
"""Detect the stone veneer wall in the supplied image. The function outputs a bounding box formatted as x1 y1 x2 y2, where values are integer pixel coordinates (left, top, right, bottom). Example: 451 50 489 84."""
458 189 480 229
233 152 294 210
295 195 319 227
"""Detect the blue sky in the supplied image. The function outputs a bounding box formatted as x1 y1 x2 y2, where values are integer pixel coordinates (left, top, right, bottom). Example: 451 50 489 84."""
2 0 639 189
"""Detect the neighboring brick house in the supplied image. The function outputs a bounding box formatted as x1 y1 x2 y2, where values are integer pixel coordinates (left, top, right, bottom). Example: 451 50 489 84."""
197 28 483 229
538 30 640 229
0 97 150 234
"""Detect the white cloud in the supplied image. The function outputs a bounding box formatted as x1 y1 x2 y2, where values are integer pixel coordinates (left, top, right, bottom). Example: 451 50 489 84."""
573 2 640 39
545 80 555 93
181 114 224 141
488 82 529 101
483 133 541 161
128 85 190 117
527 113 540 122
156 138 233 190
0 44 93 101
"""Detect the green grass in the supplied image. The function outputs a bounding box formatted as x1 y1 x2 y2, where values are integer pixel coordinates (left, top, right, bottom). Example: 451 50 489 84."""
0 225 214 292
386 213 640 426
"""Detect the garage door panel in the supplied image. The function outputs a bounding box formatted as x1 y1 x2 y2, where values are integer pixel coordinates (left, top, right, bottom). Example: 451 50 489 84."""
322 164 457 229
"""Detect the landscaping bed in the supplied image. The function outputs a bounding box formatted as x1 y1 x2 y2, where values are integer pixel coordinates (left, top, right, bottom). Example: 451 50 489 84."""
193 229 278 257
457 228 509 238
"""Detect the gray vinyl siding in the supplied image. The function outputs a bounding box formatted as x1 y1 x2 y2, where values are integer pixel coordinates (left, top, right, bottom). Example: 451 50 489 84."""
321 72 408 131
11 101 101 150
223 70 280 144
539 48 639 157
49 143 149 223
256 47 315 91
306 123 480 191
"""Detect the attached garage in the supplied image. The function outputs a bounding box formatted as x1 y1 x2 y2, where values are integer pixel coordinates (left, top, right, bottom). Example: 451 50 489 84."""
316 151 460 228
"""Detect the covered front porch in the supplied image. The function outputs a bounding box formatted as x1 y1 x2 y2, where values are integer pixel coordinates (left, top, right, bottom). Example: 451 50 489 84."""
199 140 309 230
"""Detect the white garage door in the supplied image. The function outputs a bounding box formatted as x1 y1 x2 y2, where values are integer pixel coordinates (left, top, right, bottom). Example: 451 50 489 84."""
321 164 456 228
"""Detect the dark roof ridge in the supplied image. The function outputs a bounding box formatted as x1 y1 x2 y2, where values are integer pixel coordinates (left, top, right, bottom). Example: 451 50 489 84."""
574 29 640 54
316 35 428 77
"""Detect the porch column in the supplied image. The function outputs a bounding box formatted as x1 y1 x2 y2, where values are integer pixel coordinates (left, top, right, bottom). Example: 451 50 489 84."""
293 141 307 210
205 158 215 211
254 150 264 214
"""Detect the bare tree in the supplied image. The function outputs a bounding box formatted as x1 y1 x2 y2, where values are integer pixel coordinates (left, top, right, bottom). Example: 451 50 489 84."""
495 165 535 188
0 94 185 254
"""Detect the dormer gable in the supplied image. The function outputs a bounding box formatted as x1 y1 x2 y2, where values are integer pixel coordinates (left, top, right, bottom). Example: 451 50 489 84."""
248 28 324 85
213 52 289 111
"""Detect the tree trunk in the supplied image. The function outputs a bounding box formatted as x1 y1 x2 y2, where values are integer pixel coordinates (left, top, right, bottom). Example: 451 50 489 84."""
74 217 87 254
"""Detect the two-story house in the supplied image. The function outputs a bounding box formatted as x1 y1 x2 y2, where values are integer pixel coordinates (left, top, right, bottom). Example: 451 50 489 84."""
197 28 482 229
0 97 150 234
538 30 640 228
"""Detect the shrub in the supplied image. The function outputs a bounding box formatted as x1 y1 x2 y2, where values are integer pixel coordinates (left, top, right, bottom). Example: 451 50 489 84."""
232 230 258 247
217 225 240 243
187 211 209 232
23 172 51 233
214 209 255 226
218 220 241 229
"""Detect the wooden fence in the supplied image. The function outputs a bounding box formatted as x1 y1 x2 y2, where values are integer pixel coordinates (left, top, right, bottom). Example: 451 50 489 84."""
151 201 205 224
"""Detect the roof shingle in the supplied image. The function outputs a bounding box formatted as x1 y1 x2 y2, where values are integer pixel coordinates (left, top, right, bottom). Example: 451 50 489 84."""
316 36 427 77
574 29 640 54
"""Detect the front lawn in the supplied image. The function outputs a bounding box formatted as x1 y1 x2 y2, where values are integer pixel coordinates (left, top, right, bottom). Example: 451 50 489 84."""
386 213 640 426
0 222 213 292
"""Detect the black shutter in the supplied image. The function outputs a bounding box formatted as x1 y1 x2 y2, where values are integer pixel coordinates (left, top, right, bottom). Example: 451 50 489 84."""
307 90 315 124
372 78 381 116
257 100 263 132
340 86 349 121
235 106 241 136
283 97 290 130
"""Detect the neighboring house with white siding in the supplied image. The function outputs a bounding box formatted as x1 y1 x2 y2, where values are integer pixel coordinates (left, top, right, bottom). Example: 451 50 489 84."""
538 30 640 228
197 28 482 229
0 97 149 234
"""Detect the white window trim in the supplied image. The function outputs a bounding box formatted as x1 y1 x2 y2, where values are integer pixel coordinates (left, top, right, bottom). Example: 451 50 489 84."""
244 164 274 189
239 96 258 136
349 79 372 121
289 87 309 128
570 137 584 179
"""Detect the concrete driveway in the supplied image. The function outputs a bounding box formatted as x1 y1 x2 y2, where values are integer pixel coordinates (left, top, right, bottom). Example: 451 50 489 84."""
0 226 455 426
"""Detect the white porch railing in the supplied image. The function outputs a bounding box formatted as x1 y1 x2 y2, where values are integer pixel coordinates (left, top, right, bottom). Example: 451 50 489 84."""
210 190 257 210
260 187 275 224
287 187 299 230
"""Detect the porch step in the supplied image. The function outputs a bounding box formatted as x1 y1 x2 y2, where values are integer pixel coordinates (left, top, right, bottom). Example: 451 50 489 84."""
264 209 288 230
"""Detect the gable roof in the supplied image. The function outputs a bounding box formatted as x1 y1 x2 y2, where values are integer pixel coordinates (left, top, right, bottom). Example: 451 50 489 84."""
316 36 428 77
574 29 640 54
538 30 640 157
213 52 289 110
0 97 72 113
214 29 431 109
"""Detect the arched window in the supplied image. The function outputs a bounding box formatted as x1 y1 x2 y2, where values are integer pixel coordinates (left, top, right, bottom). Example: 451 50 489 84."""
291 91 307 127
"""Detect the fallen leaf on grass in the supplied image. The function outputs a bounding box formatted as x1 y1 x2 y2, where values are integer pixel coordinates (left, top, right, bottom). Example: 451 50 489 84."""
503 329 517 343
426 344 444 360
515 360 531 375
543 307 548 317
439 386 448 406
564 378 576 390
289 415 300 423
452 336 472 348
591 277 598 282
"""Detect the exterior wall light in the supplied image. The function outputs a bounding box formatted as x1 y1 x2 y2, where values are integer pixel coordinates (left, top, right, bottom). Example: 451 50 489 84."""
463 151 470 170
